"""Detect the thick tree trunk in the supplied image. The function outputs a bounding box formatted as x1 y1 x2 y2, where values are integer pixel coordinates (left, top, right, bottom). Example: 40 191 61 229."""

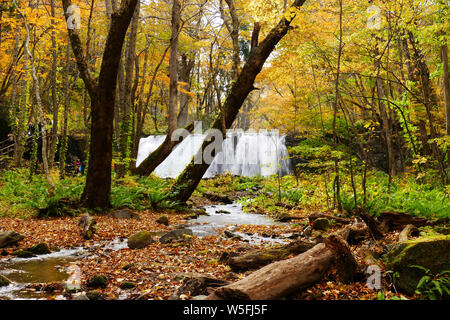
62 0 138 209
177 54 194 127
170 0 308 203
117 1 140 178
168 0 181 137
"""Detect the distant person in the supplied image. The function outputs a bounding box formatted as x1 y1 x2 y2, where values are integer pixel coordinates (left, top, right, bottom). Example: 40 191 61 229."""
74 159 81 176
79 160 86 175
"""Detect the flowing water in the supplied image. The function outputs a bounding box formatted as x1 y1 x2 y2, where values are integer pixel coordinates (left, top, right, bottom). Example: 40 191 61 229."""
0 204 284 299
188 203 288 244
0 240 127 300
136 130 293 178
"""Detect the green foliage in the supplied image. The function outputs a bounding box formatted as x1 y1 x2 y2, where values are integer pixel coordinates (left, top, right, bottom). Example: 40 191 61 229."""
0 169 84 218
411 265 450 300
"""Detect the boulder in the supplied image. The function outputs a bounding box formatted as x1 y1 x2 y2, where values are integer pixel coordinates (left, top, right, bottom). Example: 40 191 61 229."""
0 231 25 248
160 229 193 244
0 274 10 287
119 281 136 290
86 275 108 288
155 215 169 226
128 231 154 249
312 218 331 231
110 208 140 219
28 243 51 255
13 249 35 258
385 235 450 295
86 290 105 300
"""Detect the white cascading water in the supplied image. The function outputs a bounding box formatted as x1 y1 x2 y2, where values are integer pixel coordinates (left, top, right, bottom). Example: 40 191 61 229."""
135 130 292 178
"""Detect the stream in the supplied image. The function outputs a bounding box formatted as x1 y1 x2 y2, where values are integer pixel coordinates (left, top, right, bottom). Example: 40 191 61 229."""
0 203 286 300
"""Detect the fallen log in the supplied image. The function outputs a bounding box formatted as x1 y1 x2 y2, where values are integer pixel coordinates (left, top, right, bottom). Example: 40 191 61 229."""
226 239 316 271
324 235 359 284
207 243 334 300
378 211 431 231
308 212 351 225
398 224 419 242
356 210 384 239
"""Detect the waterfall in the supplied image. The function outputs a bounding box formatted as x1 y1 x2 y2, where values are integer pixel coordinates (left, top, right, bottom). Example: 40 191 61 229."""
136 130 293 178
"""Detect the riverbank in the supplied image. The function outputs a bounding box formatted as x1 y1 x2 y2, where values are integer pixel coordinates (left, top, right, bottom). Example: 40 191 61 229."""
0 172 449 300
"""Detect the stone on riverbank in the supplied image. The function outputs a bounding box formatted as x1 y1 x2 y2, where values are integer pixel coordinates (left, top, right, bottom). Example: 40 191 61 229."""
28 242 51 255
86 275 108 288
0 231 25 248
128 231 154 249
159 229 193 244
110 208 140 219
156 215 169 226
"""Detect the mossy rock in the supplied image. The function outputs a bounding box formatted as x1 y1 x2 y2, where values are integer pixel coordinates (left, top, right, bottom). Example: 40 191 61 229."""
28 243 51 255
159 229 193 244
128 231 154 249
0 231 25 248
86 275 108 288
119 281 136 290
0 274 10 287
13 249 35 258
385 235 450 295
312 218 331 231
86 290 105 300
155 215 169 226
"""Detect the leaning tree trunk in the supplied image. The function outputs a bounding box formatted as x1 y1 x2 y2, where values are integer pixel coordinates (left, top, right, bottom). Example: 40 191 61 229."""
170 0 308 203
62 0 138 209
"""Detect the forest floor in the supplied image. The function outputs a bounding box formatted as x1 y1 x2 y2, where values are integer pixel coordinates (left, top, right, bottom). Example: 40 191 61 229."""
0 172 449 300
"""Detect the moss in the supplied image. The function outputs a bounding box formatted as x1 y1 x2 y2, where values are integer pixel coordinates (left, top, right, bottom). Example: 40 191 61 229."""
13 249 35 258
119 281 136 290
28 242 51 255
0 274 10 287
87 275 108 288
385 235 450 295
127 230 154 249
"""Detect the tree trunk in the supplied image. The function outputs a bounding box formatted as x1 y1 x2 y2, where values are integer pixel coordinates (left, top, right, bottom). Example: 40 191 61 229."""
62 0 138 209
441 43 450 170
48 0 59 168
116 0 140 178
168 0 181 137
170 0 308 203
20 10 54 193
177 54 194 127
